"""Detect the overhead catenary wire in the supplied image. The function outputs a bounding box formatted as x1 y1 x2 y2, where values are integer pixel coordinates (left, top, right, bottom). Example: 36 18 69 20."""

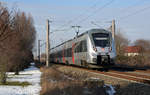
51 0 106 39
77 0 149 27
50 0 150 49
90 0 150 33
76 0 115 25
117 5 150 21
91 21 102 28
54 0 103 32
73 0 115 32
110 0 150 22
53 0 115 36
119 0 149 12
91 0 150 25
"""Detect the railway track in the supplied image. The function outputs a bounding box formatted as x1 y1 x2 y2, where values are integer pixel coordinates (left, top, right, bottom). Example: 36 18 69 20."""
135 69 150 73
86 69 150 86
53 63 150 86
108 70 150 79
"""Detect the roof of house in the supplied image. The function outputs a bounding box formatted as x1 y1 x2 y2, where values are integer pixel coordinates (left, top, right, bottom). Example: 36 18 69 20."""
125 46 141 53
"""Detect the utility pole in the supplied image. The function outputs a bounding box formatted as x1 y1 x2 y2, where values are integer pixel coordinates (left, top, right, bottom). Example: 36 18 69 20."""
46 19 50 67
72 26 81 36
111 20 115 39
38 40 41 62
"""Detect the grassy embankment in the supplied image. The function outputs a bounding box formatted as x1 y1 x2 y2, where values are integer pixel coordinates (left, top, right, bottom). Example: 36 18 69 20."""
40 65 107 95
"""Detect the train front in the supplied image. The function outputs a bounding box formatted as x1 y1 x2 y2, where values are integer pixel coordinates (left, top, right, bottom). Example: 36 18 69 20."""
88 29 116 66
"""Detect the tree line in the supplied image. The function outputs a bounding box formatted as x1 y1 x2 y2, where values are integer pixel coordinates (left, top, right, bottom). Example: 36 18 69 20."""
0 3 36 83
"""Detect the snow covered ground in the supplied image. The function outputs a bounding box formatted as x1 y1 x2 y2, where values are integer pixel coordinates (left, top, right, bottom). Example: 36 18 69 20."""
0 63 41 95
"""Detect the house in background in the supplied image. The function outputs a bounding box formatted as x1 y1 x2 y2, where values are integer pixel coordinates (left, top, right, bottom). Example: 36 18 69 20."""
125 46 141 56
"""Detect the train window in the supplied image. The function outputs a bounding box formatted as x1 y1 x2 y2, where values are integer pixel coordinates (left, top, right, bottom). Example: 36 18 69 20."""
78 42 82 52
75 42 81 53
92 33 110 47
56 50 63 58
69 48 72 57
64 48 72 57
82 40 87 52
75 40 87 53
64 49 67 57
74 42 79 53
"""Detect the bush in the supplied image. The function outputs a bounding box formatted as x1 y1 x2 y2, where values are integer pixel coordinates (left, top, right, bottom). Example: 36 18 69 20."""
116 55 150 68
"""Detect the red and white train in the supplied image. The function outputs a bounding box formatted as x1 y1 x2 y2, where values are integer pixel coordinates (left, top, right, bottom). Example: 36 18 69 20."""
50 29 116 67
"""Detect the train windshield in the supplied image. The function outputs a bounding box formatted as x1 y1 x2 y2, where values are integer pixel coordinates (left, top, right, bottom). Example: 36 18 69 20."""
92 33 110 47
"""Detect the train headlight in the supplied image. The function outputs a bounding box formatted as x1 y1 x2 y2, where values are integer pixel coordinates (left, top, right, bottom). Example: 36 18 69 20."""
109 47 112 52
93 46 97 52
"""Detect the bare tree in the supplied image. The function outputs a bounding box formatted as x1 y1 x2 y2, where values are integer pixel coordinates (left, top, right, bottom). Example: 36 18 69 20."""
134 39 150 53
0 3 36 83
11 11 36 74
115 29 129 55
0 3 15 84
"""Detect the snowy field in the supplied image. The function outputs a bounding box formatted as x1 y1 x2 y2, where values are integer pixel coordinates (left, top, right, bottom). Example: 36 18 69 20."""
0 63 41 95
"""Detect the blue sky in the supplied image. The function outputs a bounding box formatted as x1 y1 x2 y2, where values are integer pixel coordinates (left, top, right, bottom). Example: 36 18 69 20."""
1 0 150 53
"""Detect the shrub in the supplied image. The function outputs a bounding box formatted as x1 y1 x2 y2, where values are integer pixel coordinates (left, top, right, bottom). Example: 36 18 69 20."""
116 55 150 68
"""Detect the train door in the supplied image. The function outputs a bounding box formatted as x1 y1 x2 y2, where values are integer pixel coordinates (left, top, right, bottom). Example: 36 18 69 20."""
80 40 88 65
74 42 80 65
74 40 87 66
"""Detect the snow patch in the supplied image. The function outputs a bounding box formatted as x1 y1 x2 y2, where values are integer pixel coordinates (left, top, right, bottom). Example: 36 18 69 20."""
0 63 41 95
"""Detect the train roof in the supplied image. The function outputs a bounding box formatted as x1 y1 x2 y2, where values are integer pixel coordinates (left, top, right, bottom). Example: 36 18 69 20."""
87 29 110 33
50 28 110 50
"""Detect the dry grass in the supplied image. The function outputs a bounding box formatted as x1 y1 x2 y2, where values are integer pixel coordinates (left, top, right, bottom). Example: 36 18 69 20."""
40 65 107 95
0 81 30 86
40 65 150 95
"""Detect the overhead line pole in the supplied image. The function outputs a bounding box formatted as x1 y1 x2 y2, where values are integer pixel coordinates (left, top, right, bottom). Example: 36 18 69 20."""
112 20 115 39
38 40 41 62
46 19 50 67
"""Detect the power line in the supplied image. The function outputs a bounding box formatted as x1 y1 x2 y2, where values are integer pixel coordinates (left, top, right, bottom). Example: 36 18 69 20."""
91 0 150 23
55 0 103 31
91 21 102 28
50 0 115 47
52 28 71 32
119 0 149 12
117 5 150 21
55 0 115 34
51 0 104 37
112 0 150 21
77 0 115 24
